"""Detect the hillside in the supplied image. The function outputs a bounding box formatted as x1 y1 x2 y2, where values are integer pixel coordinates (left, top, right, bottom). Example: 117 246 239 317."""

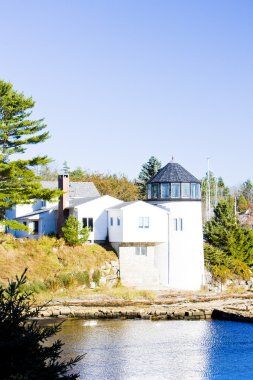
0 234 118 299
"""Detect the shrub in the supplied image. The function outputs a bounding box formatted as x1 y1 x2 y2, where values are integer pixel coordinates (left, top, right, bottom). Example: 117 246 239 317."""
92 269 101 286
75 271 90 287
62 215 90 246
57 273 74 288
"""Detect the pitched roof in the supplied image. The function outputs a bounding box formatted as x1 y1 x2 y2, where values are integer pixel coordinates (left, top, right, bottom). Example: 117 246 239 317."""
68 196 101 207
148 162 200 184
40 181 100 198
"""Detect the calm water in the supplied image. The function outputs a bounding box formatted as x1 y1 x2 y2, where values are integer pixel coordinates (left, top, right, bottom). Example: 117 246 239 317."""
55 319 253 380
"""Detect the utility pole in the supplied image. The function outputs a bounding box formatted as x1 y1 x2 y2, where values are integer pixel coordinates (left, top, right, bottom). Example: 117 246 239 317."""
206 157 211 221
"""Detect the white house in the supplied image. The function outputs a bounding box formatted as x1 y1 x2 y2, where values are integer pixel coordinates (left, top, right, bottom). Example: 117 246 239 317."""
108 201 169 288
106 160 205 291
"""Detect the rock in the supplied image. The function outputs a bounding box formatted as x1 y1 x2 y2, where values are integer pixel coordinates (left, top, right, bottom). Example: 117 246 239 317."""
99 277 107 286
90 281 96 289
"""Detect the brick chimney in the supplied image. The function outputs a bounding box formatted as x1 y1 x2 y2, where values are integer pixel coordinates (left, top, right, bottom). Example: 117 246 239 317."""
57 174 70 236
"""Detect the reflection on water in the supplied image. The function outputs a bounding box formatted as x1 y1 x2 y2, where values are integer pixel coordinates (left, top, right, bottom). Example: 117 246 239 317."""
56 320 210 380
55 319 253 380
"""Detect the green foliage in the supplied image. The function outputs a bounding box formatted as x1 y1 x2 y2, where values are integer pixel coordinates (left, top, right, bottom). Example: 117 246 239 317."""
0 219 30 232
70 167 86 181
62 215 90 246
0 80 60 218
204 200 253 265
137 156 162 198
204 199 253 285
240 179 253 204
62 160 71 174
237 194 248 213
0 269 83 379
75 271 90 287
56 273 74 288
92 269 101 285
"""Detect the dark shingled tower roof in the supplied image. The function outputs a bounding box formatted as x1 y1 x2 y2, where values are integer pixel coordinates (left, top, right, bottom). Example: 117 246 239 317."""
148 162 200 184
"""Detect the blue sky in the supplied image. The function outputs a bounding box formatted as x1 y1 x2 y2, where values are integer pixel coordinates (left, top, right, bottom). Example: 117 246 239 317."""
1 0 253 186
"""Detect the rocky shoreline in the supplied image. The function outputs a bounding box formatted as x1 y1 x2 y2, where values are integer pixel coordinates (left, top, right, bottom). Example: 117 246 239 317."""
37 292 253 322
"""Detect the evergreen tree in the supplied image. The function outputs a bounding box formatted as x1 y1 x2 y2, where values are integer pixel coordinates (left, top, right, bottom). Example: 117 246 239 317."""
62 215 90 246
70 167 86 181
204 200 253 266
237 194 248 213
240 179 253 204
0 269 84 379
137 156 161 198
62 161 71 174
0 80 60 219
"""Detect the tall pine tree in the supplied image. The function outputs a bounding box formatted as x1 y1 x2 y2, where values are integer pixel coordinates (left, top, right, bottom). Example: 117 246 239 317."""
137 156 161 198
0 80 60 220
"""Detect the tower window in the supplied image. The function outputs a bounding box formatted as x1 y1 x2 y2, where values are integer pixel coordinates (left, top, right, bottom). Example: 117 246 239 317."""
191 183 201 199
161 183 170 198
181 183 190 198
171 183 180 198
151 183 159 198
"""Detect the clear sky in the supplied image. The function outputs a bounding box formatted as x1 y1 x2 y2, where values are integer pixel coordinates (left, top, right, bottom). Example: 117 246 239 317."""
1 0 253 186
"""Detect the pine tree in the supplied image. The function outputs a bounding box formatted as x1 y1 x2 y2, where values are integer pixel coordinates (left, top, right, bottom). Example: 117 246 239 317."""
0 80 60 220
204 200 253 266
62 215 90 246
137 156 161 198
237 194 248 213
0 269 84 379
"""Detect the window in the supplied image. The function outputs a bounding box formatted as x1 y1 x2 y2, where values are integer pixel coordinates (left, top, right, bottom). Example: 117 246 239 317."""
147 184 152 199
110 217 113 226
181 183 190 198
41 200 46 207
23 221 27 226
161 183 170 198
151 183 159 199
135 246 147 256
139 217 149 228
171 183 180 198
117 217 120 226
174 218 183 231
191 183 201 199
83 217 93 232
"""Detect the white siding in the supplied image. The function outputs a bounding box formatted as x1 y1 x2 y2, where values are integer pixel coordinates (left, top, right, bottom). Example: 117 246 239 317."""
75 196 122 242
108 201 168 243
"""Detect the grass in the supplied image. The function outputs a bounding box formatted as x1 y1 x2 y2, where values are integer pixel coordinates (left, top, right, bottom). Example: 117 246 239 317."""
0 234 117 291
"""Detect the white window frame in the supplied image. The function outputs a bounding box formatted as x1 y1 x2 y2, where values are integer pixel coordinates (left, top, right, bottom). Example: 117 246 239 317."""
138 217 149 228
135 246 147 256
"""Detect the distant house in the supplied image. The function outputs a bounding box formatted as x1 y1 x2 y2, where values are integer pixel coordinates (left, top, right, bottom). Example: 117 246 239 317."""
6 176 102 239
6 160 205 291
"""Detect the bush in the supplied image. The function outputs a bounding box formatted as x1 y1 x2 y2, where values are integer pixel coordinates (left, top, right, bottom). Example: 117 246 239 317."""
0 269 84 379
92 269 101 286
57 273 74 288
75 271 90 287
62 215 90 246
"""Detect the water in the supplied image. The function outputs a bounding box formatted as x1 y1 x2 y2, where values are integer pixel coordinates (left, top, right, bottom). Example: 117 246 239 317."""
55 319 253 380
